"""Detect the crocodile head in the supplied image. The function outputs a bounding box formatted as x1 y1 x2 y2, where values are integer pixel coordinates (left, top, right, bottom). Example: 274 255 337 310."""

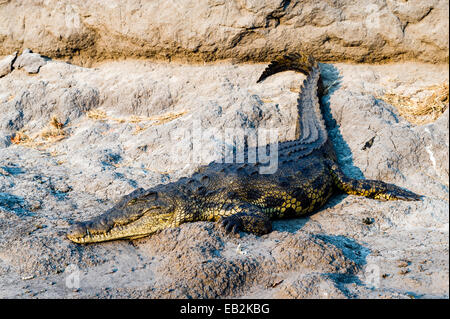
67 187 179 243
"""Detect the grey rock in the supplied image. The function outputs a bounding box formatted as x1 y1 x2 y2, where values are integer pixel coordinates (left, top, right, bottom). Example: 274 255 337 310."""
12 49 49 74
0 51 17 78
0 66 99 135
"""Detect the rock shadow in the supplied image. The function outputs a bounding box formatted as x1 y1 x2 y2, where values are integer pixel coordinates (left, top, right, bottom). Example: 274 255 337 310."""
0 164 26 176
315 234 371 266
0 192 33 217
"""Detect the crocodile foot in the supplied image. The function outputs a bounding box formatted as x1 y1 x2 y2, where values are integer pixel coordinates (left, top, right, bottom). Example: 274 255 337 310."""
220 211 272 236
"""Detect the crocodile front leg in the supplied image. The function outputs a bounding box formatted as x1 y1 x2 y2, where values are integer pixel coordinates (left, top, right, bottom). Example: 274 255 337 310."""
221 210 272 235
327 160 422 201
201 201 272 235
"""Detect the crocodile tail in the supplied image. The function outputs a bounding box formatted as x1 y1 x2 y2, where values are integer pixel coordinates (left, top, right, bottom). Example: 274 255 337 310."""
258 53 329 158
256 53 317 83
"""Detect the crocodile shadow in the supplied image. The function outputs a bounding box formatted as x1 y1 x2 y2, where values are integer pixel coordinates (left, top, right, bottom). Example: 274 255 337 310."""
320 63 365 180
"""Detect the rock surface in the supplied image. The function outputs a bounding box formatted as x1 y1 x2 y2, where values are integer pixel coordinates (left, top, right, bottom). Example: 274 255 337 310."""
0 57 448 298
0 0 448 65
12 49 49 74
0 51 16 78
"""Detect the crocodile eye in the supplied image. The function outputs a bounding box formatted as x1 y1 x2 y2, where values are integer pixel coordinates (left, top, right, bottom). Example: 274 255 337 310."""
127 199 137 206
143 191 158 201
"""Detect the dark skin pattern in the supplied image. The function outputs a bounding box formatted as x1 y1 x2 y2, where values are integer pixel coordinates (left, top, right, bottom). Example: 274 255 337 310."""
67 54 421 244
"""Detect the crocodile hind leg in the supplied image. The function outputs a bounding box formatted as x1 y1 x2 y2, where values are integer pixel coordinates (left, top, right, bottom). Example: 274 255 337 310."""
326 160 422 201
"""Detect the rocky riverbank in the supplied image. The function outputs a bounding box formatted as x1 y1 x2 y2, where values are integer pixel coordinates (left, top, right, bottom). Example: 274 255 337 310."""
0 51 447 298
1 0 448 65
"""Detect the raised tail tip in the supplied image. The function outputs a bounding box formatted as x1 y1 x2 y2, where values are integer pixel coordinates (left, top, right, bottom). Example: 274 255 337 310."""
257 53 317 83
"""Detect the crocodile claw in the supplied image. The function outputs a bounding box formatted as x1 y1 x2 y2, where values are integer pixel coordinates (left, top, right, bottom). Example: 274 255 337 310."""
220 216 242 234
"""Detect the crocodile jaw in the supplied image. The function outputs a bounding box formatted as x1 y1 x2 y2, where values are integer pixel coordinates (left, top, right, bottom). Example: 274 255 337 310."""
67 213 174 244
66 223 145 243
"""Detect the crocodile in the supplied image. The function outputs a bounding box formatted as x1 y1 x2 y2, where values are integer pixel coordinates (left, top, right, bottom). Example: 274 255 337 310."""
67 53 421 244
